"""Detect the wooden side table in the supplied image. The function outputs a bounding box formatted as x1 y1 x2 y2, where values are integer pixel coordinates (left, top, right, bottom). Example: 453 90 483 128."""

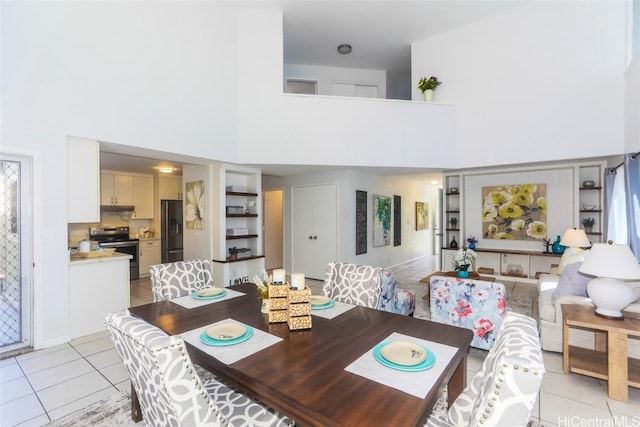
562 304 640 402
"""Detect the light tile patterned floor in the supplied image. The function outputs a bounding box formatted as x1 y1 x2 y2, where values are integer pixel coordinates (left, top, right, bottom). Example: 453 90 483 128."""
1 255 639 426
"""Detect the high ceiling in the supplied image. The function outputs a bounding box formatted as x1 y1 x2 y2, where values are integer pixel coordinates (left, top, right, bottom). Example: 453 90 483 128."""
101 1 520 178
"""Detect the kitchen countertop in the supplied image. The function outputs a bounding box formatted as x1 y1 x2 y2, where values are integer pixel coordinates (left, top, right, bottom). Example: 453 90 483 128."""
69 252 132 265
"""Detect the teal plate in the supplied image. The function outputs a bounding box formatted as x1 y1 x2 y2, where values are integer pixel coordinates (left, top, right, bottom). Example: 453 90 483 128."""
192 289 227 300
311 300 336 310
199 325 254 347
373 341 436 372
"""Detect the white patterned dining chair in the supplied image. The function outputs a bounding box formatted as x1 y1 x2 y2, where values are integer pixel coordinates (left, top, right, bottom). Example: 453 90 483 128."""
149 259 215 302
104 310 294 427
425 312 545 427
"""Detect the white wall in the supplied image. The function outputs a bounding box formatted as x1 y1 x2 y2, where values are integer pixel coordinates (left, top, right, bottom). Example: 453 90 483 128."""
284 64 387 97
412 1 628 168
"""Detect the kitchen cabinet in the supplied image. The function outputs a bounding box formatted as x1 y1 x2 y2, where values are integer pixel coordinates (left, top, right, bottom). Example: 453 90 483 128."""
159 176 183 200
101 172 133 205
132 175 154 219
139 238 161 278
67 136 100 223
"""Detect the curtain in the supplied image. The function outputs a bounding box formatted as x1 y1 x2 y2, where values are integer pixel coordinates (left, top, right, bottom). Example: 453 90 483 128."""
606 166 628 245
604 166 617 242
624 154 640 261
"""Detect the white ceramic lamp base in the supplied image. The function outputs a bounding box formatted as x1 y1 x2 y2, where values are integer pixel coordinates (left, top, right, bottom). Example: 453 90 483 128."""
587 277 634 319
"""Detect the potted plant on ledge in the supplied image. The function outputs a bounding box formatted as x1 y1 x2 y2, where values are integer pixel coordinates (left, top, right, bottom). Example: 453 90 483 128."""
418 76 442 102
581 217 595 233
228 247 239 261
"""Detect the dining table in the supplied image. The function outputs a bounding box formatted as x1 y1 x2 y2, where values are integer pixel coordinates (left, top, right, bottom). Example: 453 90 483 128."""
128 283 474 427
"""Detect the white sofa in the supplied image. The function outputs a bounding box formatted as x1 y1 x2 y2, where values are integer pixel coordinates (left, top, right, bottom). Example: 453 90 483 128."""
538 272 640 356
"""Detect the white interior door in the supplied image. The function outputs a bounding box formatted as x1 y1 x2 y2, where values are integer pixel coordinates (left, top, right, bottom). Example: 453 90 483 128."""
292 184 337 280
263 189 283 270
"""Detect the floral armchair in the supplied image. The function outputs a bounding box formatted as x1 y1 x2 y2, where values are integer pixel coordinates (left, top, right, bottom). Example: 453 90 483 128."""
323 262 415 316
429 275 506 350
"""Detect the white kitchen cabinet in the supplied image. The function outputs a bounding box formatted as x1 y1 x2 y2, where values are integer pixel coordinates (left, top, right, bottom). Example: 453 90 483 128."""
101 172 133 205
132 175 155 219
139 238 161 278
67 136 100 223
159 176 183 200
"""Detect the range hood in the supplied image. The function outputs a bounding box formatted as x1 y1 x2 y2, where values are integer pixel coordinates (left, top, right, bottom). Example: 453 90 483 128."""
100 205 135 212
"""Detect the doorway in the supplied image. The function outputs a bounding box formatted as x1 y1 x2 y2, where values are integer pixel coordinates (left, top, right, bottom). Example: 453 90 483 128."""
263 189 284 270
0 154 32 356
292 183 337 279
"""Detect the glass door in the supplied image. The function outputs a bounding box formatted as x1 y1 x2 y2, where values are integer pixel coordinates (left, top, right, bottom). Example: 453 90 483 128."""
0 155 32 355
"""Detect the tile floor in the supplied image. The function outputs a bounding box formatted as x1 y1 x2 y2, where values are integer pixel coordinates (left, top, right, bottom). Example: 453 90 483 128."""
1 255 639 426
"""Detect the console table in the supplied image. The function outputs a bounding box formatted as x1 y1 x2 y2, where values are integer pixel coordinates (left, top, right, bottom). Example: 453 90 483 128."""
562 304 640 402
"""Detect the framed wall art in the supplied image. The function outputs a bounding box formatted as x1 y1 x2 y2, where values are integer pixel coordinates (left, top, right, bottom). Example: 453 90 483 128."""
372 194 391 247
415 201 429 231
185 180 205 230
355 190 367 255
482 183 546 240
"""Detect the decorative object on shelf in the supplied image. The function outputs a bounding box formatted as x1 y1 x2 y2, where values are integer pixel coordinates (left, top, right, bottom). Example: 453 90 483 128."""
226 205 244 215
451 248 476 277
581 202 598 210
449 235 458 248
185 180 204 230
542 237 552 253
245 200 256 214
228 247 239 261
415 201 429 231
449 187 459 194
580 217 595 233
482 183 547 241
582 180 595 188
551 235 565 254
252 271 271 313
449 217 458 229
578 241 640 319
506 264 524 276
466 236 477 250
372 194 391 247
417 76 442 102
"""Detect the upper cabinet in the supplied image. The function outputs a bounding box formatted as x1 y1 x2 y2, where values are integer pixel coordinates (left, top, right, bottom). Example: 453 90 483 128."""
67 136 100 223
101 172 133 206
159 176 183 200
132 175 154 219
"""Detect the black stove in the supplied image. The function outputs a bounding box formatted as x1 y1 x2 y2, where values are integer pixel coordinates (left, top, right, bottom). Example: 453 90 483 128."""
89 226 140 280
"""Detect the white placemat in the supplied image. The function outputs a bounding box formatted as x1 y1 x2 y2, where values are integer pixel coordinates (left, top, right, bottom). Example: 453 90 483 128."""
181 318 282 365
170 288 246 309
311 300 355 319
344 332 458 398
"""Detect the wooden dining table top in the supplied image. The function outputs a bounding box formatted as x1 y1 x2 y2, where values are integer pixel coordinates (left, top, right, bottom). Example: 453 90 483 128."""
128 283 473 427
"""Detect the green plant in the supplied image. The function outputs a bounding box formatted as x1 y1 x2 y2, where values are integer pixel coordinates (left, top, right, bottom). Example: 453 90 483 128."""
449 217 458 228
581 217 595 227
228 247 239 254
418 76 442 93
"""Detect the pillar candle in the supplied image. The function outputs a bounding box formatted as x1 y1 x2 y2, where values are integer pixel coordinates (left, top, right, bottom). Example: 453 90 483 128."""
291 273 305 290
273 269 286 284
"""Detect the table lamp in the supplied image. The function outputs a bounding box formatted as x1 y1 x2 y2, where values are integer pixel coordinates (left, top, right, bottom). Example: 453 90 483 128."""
559 228 591 253
578 241 640 319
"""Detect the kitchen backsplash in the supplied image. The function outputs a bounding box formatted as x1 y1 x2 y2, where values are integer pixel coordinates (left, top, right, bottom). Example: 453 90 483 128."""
67 213 156 247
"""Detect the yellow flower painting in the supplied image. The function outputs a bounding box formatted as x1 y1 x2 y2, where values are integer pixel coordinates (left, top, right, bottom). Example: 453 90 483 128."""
482 184 546 240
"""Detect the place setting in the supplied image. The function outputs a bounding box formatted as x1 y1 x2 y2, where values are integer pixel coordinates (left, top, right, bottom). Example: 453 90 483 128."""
180 318 282 364
170 286 246 309
309 294 355 319
344 332 458 398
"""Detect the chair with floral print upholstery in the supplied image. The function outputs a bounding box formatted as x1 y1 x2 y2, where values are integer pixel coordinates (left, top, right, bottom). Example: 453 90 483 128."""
322 261 415 315
104 310 293 427
425 312 544 427
149 259 215 302
429 275 506 350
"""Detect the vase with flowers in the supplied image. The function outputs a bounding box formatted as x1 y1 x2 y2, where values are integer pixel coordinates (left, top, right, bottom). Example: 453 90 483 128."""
467 236 478 250
451 248 477 278
252 271 271 313
418 76 442 102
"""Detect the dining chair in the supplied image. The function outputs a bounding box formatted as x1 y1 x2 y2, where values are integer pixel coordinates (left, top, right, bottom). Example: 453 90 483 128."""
322 261 415 315
149 259 215 301
425 312 545 427
104 310 294 427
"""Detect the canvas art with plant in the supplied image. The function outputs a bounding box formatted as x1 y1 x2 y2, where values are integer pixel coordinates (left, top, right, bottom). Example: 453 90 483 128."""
418 76 442 93
482 184 547 240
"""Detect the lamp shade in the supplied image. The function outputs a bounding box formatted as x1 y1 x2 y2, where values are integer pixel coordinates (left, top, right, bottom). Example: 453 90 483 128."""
579 242 640 279
559 228 591 248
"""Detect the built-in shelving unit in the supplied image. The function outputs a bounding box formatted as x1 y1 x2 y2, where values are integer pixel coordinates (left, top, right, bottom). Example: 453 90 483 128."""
212 163 265 286
577 163 605 244
443 174 462 250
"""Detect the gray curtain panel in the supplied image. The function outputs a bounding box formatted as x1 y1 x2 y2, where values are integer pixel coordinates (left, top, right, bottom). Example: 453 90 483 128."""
624 153 640 262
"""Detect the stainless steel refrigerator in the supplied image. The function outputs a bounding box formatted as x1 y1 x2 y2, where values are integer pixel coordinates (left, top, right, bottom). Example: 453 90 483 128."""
161 200 184 263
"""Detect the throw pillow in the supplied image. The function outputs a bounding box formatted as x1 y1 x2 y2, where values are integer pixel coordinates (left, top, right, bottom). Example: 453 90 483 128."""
551 262 591 304
557 248 589 275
